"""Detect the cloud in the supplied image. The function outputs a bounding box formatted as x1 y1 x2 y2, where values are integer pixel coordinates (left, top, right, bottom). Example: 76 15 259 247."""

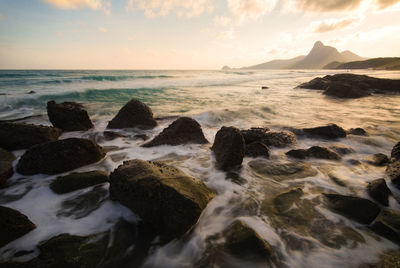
313 15 363 33
216 29 235 40
227 0 278 20
43 0 110 14
125 0 214 17
212 15 232 27
376 0 400 9
284 0 363 12
98 27 107 32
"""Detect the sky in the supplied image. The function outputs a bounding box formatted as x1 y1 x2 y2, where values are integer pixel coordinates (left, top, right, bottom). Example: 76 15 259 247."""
0 0 400 69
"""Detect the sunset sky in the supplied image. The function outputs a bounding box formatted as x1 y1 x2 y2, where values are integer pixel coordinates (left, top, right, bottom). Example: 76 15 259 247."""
1 0 400 69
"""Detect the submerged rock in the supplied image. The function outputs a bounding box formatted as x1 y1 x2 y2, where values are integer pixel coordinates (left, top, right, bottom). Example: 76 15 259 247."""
348 128 368 136
143 117 208 147
330 144 355 155
245 141 270 158
263 131 296 147
103 131 127 141
107 99 157 130
249 160 317 180
109 159 215 241
323 193 380 224
50 170 109 194
0 206 36 248
301 124 346 140
211 126 245 171
367 153 389 166
286 146 341 160
323 82 370 98
369 221 400 246
17 138 105 175
0 122 61 150
273 188 303 213
47 101 93 131
367 179 391 206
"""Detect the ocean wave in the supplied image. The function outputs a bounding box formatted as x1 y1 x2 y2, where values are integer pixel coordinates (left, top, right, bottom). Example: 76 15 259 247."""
80 75 173 81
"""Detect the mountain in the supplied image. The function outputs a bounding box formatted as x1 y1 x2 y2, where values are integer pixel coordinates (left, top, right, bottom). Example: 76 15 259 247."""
324 57 400 70
243 41 365 69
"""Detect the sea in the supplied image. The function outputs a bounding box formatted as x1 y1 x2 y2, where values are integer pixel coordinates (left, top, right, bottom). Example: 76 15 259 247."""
0 69 400 267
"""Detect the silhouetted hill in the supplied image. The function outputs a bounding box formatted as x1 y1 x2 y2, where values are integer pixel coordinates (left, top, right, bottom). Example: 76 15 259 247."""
324 57 400 70
245 55 305 69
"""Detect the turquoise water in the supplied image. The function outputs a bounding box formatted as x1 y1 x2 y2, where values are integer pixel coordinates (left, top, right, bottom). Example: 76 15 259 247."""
1 69 400 267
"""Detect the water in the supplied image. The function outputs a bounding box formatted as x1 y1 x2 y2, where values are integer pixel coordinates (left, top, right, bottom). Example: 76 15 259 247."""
0 69 400 267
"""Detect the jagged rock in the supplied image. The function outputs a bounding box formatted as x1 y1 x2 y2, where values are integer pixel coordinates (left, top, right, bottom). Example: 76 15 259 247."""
0 206 36 248
367 153 389 166
107 99 157 130
323 194 380 224
211 127 245 171
348 128 368 136
103 131 127 141
142 117 208 147
47 101 93 131
367 179 391 206
248 160 317 180
109 159 215 241
286 146 341 160
17 138 105 175
50 170 109 194
391 141 400 160
301 124 346 140
0 122 61 150
245 142 270 158
387 160 400 188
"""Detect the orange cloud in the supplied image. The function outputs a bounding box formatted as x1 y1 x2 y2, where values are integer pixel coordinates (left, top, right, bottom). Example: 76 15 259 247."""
227 0 278 20
376 0 400 9
43 0 110 14
314 16 363 32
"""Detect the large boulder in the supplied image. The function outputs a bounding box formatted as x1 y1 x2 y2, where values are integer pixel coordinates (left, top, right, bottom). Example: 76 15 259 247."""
367 153 389 166
50 170 109 194
391 141 400 160
109 159 215 241
245 141 270 158
0 122 61 150
47 101 94 132
367 179 391 206
323 82 370 98
107 99 157 130
301 124 346 140
211 127 245 171
286 146 341 160
0 206 36 248
323 194 380 224
387 160 400 188
142 117 208 147
241 127 270 144
16 138 105 175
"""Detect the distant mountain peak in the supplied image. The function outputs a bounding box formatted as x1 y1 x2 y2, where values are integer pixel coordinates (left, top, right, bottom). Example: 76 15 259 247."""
313 41 324 48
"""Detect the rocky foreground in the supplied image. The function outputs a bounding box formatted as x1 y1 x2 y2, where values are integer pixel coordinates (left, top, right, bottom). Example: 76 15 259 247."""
0 98 400 267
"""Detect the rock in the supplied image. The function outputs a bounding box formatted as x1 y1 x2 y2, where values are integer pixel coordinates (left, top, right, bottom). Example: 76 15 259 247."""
302 124 347 140
261 86 269 89
27 91 36 94
249 160 318 180
223 220 274 262
0 206 36 248
391 141 400 160
363 250 400 268
241 127 270 144
286 146 341 160
367 179 391 206
330 144 355 155
367 153 389 166
323 194 380 224
387 160 400 188
50 170 109 194
263 131 296 147
103 131 127 141
347 159 362 166
0 161 13 188
142 117 208 147
245 142 270 158
348 128 368 136
47 101 93 131
298 77 329 90
0 122 62 150
328 174 347 187
0 148 16 163
211 127 245 171
369 221 400 246
16 138 105 175
323 81 370 98
109 159 215 241
107 99 157 130
378 209 400 231
273 188 303 213
134 134 149 141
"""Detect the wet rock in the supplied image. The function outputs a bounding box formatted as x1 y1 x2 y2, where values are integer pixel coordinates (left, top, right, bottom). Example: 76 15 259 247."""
103 131 127 141
323 193 380 224
17 138 105 175
240 127 270 144
211 126 245 171
0 161 13 188
367 153 389 166
142 117 208 147
0 122 61 150
27 91 36 94
363 250 400 268
0 206 36 248
109 159 215 241
369 221 400 246
50 170 109 194
348 128 368 136
47 101 93 132
377 209 400 231
134 134 149 141
328 174 347 187
323 82 370 98
245 142 270 158
261 86 269 89
391 141 400 160
273 188 303 213
223 220 274 262
249 160 317 180
330 144 355 155
107 99 157 130
286 146 341 160
348 159 362 166
0 148 16 163
263 131 296 147
367 179 391 206
302 124 347 140
386 160 400 188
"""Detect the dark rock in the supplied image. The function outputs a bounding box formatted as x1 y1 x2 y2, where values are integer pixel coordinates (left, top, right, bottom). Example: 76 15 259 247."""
378 210 400 231
211 127 245 171
142 117 208 147
273 188 303 213
328 174 347 187
103 131 127 141
50 170 109 194
369 221 400 245
134 134 149 141
302 124 346 140
240 127 270 144
0 122 62 150
16 138 105 175
348 128 368 136
391 141 400 160
298 77 329 90
249 160 317 180
223 220 274 262
27 91 36 94
367 179 391 206
109 159 215 241
0 148 16 163
286 146 341 160
107 99 157 130
347 159 362 166
263 131 296 147
330 144 355 155
0 161 13 188
367 153 389 166
47 101 93 131
0 206 36 248
323 81 370 98
245 142 270 158
323 194 380 224
387 160 400 188
261 86 269 89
